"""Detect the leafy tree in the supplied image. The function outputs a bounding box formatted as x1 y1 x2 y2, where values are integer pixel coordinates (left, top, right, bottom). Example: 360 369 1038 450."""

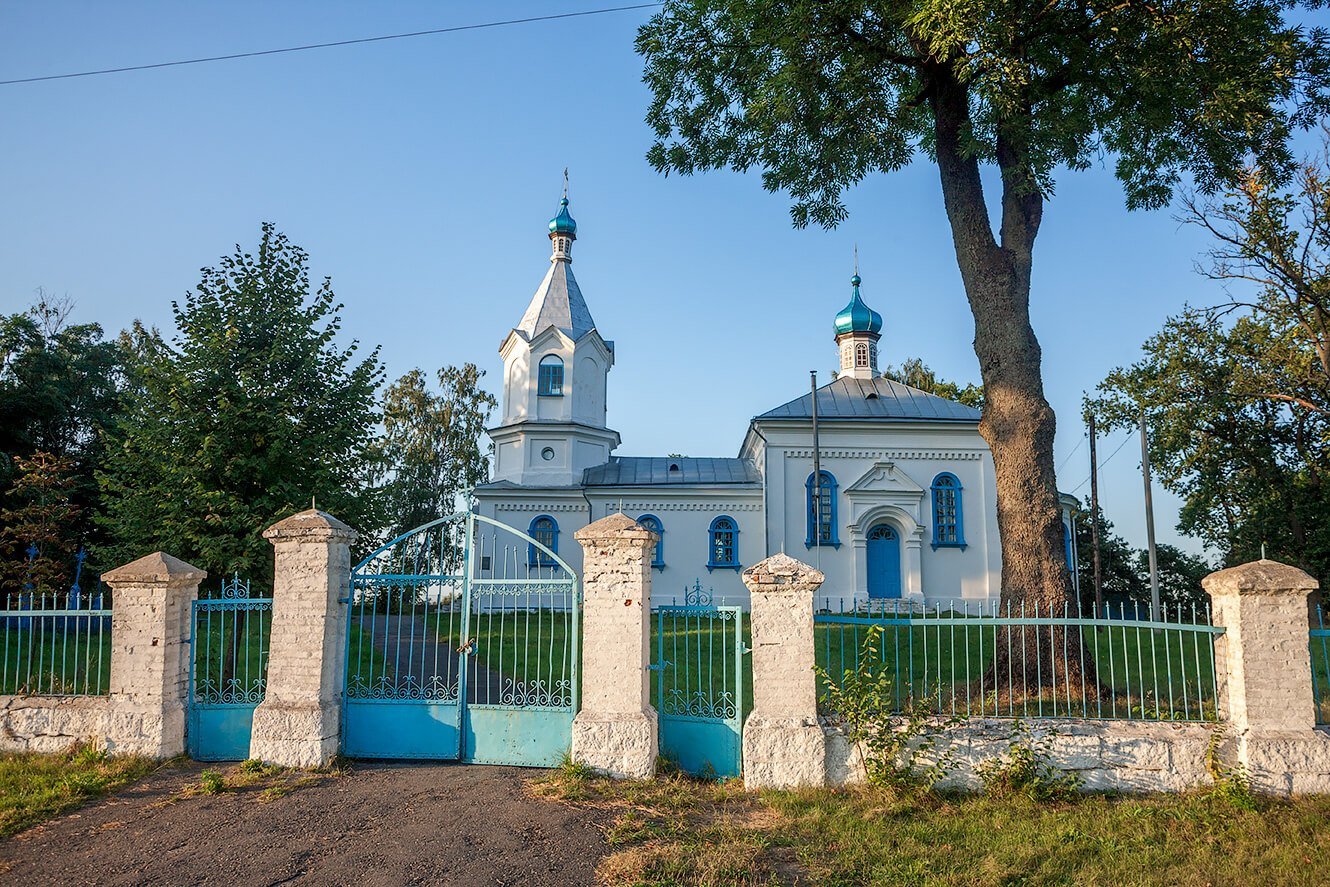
1072 506 1145 609
636 1 1330 627
0 293 124 558
882 357 985 410
96 224 384 582
1095 307 1330 579
376 364 497 545
0 452 81 597
1139 543 1213 611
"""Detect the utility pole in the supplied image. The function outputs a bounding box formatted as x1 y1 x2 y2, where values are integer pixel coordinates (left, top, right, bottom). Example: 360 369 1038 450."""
1088 413 1103 617
1140 410 1161 622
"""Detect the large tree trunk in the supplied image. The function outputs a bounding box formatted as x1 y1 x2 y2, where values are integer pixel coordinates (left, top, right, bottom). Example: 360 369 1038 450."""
928 69 1096 704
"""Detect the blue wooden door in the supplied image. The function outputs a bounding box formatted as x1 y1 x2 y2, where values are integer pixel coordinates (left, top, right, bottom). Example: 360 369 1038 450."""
866 524 902 599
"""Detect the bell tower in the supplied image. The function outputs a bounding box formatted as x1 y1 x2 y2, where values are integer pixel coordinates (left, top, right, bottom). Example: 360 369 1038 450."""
833 272 883 380
488 190 619 486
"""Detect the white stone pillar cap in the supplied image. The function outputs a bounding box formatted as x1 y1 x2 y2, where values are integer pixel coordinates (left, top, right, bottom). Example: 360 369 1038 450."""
574 512 657 547
101 551 207 589
263 508 358 544
742 553 825 593
1202 559 1318 596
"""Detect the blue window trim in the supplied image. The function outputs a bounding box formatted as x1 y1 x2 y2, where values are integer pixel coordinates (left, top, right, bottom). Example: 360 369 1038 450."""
706 515 741 572
637 514 665 570
804 470 841 549
930 472 967 550
537 355 564 397
527 514 559 567
1063 515 1075 570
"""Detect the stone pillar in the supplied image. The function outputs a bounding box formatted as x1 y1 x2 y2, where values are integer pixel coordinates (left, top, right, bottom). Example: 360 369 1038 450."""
742 553 827 789
102 552 206 757
249 509 356 768
571 513 658 779
1204 559 1330 794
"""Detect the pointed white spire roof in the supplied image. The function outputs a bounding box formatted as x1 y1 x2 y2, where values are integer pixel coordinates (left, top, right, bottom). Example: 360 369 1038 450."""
515 194 597 340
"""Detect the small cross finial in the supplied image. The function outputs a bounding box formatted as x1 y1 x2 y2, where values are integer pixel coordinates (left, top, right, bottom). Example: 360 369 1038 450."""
563 167 569 198
853 243 859 276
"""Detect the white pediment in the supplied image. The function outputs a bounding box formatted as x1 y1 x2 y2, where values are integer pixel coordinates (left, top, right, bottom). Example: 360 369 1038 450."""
845 462 925 496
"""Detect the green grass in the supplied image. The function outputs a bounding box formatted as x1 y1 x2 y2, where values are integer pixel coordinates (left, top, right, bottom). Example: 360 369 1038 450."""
1313 634 1329 724
0 746 156 839
345 622 397 690
533 769 1330 886
815 618 1222 720
0 622 112 695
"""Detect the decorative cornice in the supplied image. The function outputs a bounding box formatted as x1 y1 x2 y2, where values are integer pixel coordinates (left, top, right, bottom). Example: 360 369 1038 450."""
602 502 763 513
493 502 587 512
784 449 983 461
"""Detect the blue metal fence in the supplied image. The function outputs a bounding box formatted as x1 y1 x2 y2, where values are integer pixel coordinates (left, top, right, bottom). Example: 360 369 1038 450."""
1313 603 1329 727
815 598 1224 722
1 588 111 696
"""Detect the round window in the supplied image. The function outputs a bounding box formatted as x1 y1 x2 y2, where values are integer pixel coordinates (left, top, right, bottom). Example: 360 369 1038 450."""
541 447 555 461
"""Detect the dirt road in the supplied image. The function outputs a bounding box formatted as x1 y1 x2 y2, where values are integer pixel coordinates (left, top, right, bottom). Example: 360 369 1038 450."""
0 761 608 886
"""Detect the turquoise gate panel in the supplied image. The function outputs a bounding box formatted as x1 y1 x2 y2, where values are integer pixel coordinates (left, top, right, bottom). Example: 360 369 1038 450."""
188 577 271 761
653 587 748 779
343 513 579 765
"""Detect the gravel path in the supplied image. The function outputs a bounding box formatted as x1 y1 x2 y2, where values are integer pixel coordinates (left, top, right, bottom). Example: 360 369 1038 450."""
0 761 608 886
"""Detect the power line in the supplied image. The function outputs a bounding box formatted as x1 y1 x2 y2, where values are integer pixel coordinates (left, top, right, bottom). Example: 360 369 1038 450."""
1056 434 1086 474
0 4 664 87
1064 436 1127 500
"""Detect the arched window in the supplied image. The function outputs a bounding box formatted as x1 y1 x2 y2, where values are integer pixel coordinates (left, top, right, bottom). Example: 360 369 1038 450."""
537 355 564 396
707 516 740 571
805 471 839 547
637 514 665 569
528 515 559 567
854 342 870 368
930 473 966 549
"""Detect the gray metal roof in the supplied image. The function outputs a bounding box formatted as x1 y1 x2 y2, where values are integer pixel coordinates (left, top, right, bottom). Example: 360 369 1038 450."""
515 258 596 340
583 457 760 487
756 376 981 422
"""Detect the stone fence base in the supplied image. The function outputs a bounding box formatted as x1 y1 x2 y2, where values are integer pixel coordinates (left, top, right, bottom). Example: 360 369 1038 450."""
823 718 1330 796
0 696 111 754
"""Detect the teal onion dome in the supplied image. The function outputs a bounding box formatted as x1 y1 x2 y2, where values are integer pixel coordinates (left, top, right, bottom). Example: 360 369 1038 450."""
548 196 577 236
833 273 883 336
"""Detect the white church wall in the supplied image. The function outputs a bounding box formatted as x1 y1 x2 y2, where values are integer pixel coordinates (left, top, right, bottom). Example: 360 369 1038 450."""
584 490 764 606
758 422 1000 607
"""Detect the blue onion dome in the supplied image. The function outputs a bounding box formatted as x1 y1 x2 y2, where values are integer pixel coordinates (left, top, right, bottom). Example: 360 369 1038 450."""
833 273 883 336
548 196 577 236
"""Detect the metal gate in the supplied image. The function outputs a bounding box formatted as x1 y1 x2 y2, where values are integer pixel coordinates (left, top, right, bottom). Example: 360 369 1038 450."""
342 511 579 765
188 576 272 761
652 582 749 778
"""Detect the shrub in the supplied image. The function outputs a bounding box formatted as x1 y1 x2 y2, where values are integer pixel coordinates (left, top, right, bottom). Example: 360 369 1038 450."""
974 720 1081 802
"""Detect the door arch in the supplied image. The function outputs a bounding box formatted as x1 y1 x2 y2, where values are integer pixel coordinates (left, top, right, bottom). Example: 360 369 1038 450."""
866 523 902 599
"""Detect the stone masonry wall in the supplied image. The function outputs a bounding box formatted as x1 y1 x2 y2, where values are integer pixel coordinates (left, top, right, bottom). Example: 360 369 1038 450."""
0 696 111 753
823 719 1222 793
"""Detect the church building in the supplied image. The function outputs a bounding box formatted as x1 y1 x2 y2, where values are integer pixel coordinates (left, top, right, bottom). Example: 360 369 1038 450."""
473 195 1079 606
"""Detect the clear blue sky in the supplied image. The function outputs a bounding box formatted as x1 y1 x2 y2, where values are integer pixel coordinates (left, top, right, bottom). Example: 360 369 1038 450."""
4 2 1323 559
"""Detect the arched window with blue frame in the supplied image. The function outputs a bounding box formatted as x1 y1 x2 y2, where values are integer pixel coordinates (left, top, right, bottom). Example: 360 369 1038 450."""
537 355 564 396
930 472 966 549
528 515 559 567
805 470 839 547
707 516 740 571
637 514 665 569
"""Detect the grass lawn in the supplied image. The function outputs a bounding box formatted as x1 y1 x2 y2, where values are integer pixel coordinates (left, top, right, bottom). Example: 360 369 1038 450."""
532 767 1330 886
0 746 156 839
815 619 1221 721
191 608 269 698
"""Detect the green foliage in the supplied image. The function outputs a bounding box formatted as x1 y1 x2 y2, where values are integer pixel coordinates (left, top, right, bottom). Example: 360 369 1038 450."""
815 625 958 790
375 363 496 545
0 293 125 570
95 224 385 581
974 721 1081 803
1073 506 1212 609
1097 133 1330 581
0 452 82 595
0 745 155 838
637 2 1329 227
881 357 984 411
1204 727 1257 811
197 769 225 794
